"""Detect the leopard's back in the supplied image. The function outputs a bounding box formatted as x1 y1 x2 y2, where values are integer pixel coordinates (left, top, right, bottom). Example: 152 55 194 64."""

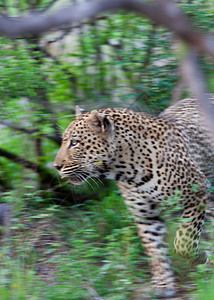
160 97 214 181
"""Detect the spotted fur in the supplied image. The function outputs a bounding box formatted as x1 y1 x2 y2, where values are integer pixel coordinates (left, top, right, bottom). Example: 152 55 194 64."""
54 98 213 297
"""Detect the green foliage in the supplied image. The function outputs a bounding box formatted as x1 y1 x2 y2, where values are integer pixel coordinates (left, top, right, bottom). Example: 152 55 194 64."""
0 190 213 299
1 0 213 199
0 0 214 299
0 191 147 299
0 40 45 99
195 266 214 300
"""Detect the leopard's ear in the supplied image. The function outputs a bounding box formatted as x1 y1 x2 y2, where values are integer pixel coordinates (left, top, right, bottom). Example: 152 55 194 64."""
75 106 86 117
87 110 114 136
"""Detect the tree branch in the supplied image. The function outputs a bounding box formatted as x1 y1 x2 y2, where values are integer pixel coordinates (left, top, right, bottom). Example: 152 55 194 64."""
0 148 39 171
0 121 61 145
45 16 109 45
0 0 213 58
181 49 214 143
0 148 95 204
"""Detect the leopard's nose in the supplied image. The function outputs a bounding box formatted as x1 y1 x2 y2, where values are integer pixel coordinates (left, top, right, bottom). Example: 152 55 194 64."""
54 164 63 171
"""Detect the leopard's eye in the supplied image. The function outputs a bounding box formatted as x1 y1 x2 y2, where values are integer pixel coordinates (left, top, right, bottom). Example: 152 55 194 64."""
69 140 78 148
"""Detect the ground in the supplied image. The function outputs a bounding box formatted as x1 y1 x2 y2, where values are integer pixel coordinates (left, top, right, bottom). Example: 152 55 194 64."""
0 189 213 300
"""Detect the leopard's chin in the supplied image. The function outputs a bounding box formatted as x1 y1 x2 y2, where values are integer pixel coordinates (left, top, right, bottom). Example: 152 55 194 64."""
69 178 85 185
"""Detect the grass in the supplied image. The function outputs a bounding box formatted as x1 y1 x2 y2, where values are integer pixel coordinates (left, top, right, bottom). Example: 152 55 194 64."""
0 189 213 299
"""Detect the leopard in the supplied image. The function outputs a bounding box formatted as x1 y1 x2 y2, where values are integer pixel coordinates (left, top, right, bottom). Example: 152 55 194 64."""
54 97 214 297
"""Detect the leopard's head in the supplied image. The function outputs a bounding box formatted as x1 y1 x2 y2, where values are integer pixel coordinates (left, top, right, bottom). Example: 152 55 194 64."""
54 108 115 185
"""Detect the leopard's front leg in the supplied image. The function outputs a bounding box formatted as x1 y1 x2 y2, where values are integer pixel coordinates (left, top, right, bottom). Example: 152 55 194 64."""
118 182 175 297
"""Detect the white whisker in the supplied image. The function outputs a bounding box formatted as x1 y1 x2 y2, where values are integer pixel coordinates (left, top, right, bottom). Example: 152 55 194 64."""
93 176 104 186
89 177 100 189
85 179 96 192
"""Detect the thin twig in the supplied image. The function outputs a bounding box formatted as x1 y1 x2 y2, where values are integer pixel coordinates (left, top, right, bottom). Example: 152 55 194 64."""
35 45 77 85
83 284 104 300
142 24 157 70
